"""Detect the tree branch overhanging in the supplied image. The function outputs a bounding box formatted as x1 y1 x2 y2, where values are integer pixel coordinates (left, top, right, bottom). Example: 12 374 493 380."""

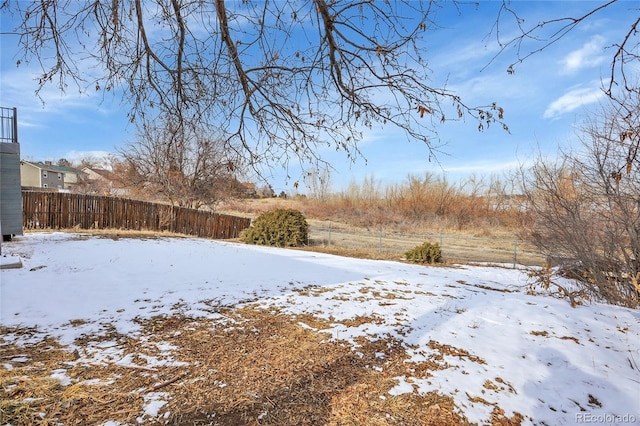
486 0 639 99
7 0 510 179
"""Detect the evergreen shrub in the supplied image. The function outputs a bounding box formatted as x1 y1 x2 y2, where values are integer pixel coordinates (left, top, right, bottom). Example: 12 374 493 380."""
241 209 308 247
404 242 442 264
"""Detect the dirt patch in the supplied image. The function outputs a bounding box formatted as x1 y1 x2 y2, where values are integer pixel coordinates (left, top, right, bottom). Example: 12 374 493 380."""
1 307 521 425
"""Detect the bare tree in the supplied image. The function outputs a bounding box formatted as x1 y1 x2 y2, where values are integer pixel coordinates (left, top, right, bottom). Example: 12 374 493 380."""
120 115 242 209
255 183 275 199
3 0 508 176
488 1 640 97
521 92 640 308
304 165 332 202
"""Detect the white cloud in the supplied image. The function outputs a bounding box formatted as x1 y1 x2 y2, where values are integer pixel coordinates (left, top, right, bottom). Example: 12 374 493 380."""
559 35 606 75
65 150 116 168
543 85 604 119
442 159 522 175
1 64 106 118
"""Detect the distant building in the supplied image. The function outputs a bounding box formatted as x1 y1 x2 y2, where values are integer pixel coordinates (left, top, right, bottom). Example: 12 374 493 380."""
80 166 128 196
20 160 87 191
240 182 257 198
54 164 88 190
21 160 68 190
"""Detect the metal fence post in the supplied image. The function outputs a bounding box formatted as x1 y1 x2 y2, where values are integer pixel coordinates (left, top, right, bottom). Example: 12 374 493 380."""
513 239 518 268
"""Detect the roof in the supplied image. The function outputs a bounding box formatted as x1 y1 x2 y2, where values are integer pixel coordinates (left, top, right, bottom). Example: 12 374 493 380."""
83 167 118 181
21 160 72 174
54 164 85 174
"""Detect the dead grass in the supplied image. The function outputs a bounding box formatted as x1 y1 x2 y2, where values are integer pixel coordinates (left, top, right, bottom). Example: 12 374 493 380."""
221 178 527 235
296 245 402 261
24 228 194 241
1 307 523 425
220 198 543 266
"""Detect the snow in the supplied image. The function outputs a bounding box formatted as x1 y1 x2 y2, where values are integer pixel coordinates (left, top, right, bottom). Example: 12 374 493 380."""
50 368 73 386
0 254 22 269
137 392 169 422
1 232 639 425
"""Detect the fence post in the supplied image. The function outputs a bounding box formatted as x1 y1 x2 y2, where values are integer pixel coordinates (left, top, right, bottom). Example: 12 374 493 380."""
513 239 518 268
328 222 332 247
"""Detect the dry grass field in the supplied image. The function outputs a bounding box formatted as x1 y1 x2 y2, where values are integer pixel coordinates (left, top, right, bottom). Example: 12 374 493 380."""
221 197 544 267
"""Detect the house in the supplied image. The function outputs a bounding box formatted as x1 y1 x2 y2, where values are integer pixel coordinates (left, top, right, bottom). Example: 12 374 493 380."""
54 164 88 190
80 166 128 196
20 160 87 191
240 182 258 198
20 160 74 190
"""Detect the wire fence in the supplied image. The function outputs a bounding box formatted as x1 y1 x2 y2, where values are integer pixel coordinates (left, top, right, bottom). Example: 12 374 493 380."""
308 222 544 267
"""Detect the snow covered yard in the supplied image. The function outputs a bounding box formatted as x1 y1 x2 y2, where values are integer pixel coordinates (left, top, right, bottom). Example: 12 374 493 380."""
1 232 639 425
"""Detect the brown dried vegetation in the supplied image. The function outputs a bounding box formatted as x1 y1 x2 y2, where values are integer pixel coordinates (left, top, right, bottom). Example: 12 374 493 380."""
1 307 521 425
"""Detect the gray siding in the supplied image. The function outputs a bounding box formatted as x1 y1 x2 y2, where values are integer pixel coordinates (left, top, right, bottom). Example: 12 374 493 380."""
0 142 23 235
41 169 64 189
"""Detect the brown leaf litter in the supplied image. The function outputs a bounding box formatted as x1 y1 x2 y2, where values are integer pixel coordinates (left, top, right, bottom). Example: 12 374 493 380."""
1 306 523 425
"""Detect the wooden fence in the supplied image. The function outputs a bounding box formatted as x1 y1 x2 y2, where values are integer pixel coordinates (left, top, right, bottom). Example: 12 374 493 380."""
22 191 251 239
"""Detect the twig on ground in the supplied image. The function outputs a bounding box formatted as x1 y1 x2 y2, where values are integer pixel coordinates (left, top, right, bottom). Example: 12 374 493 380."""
146 372 188 392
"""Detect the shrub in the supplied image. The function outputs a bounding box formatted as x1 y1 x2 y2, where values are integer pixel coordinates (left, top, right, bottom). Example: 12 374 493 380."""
404 242 442 264
241 209 308 247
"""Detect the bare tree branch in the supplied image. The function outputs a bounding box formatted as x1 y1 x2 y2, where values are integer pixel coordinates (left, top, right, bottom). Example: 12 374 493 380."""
4 0 508 179
486 0 640 97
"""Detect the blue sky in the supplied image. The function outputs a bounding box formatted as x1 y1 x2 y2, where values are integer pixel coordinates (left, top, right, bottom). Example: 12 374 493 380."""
0 1 636 193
